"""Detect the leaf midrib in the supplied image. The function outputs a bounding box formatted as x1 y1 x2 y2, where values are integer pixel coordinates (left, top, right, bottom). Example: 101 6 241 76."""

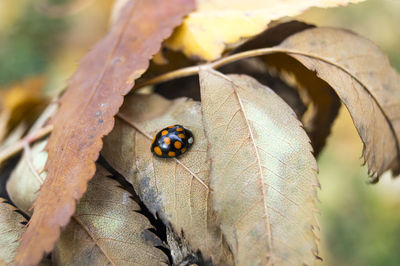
213 70 273 254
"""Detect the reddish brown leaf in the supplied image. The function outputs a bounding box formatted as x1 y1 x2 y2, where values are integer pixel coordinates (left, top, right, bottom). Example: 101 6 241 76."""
14 0 195 265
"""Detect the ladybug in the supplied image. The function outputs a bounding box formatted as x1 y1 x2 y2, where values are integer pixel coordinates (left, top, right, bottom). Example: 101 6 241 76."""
151 125 194 158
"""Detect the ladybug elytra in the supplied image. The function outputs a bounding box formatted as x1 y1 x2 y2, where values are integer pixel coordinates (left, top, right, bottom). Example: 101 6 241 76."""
151 125 194 158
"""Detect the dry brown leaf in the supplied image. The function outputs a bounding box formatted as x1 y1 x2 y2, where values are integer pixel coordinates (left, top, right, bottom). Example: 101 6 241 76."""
165 0 364 61
53 165 169 265
276 27 400 178
102 94 233 264
200 69 319 265
0 198 26 265
15 1 195 264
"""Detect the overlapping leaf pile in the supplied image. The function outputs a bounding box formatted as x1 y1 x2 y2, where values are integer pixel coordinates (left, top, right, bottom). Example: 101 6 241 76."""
1 0 399 265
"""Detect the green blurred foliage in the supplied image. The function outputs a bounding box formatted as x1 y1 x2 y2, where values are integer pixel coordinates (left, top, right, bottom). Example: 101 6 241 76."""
316 108 400 266
0 2 66 87
300 0 400 71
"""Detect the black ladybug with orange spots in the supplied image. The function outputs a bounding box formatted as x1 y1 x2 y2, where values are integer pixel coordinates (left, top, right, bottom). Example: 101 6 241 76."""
151 125 194 158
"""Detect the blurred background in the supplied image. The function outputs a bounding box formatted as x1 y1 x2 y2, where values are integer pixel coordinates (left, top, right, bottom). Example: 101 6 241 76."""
0 0 399 265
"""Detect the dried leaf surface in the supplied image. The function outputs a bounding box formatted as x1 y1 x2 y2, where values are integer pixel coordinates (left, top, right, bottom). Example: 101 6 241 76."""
200 69 319 265
7 140 47 214
0 198 26 265
165 0 364 60
53 165 168 265
102 94 233 264
15 0 195 264
277 27 400 177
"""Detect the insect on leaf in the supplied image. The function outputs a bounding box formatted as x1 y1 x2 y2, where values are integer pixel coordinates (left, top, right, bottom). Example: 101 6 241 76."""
102 94 233 265
14 0 195 265
199 68 320 265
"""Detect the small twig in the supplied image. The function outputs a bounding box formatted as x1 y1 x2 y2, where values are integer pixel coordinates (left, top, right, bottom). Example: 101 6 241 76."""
134 47 319 89
0 47 328 168
116 113 210 190
0 124 53 165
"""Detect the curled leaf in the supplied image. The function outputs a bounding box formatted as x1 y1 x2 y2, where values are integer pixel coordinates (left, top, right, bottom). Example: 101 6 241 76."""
200 69 319 265
277 27 400 178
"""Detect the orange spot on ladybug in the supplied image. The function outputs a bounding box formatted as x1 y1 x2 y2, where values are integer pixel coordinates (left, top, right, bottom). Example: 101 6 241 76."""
152 135 156 143
178 133 185 139
168 125 175 128
168 151 175 157
154 146 162 156
176 127 184 132
161 130 168 136
174 141 182 149
181 147 186 153
164 137 171 145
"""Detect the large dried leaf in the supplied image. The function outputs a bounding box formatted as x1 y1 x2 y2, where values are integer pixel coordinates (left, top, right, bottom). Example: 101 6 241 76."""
53 165 168 265
200 69 319 265
0 198 26 265
165 0 364 61
15 1 195 265
102 94 233 264
276 27 400 178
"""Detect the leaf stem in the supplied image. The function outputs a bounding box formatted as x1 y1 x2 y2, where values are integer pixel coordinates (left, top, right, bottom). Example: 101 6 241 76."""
0 47 334 166
0 124 53 166
135 47 320 89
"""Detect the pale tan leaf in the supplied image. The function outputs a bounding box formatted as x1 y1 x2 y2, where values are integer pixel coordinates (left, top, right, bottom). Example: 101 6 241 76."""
199 69 319 265
7 140 48 214
0 198 26 265
53 165 168 265
277 27 400 178
165 0 364 60
102 94 233 264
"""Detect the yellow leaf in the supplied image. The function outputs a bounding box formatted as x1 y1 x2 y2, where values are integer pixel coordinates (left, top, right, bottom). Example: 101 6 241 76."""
0 76 47 136
165 0 364 61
